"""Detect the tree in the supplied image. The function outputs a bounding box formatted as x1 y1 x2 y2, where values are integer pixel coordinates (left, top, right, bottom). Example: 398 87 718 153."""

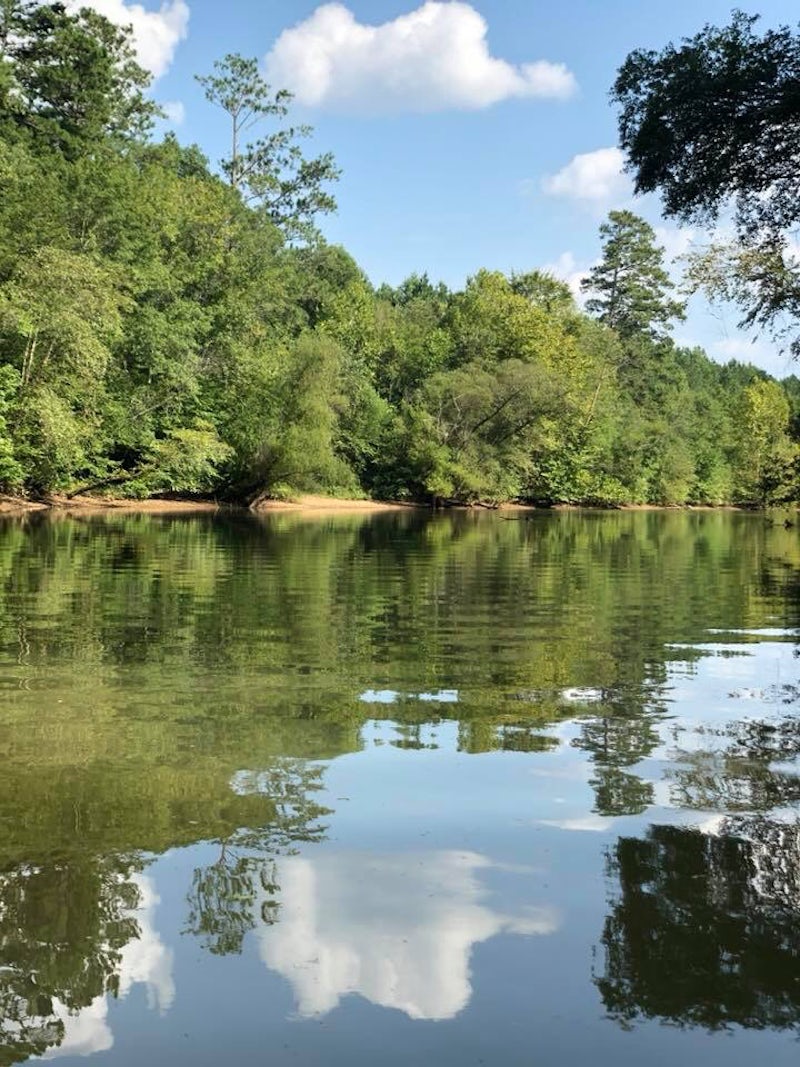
686 238 800 357
0 0 157 154
510 270 575 317
730 378 795 505
612 12 800 355
613 12 800 240
581 211 684 339
0 247 125 490
196 53 339 238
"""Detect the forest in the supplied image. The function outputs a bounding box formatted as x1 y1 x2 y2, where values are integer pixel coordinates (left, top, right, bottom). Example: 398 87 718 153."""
1 2 799 508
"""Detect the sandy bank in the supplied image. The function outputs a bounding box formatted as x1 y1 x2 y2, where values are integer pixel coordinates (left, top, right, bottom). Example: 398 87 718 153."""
251 494 419 514
0 492 420 517
0 493 765 518
0 494 226 515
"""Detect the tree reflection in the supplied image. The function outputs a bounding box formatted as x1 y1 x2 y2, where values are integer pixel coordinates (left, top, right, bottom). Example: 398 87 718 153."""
186 855 281 958
572 705 663 815
597 817 800 1031
185 760 330 956
0 754 331 1063
668 715 800 812
0 856 142 1064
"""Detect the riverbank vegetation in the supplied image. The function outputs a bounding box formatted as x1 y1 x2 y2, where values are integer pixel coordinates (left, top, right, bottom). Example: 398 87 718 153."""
1 3 799 508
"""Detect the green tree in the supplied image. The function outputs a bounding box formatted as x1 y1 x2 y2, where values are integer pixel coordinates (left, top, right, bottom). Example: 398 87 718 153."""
613 11 800 240
581 211 685 339
730 378 795 505
612 11 800 354
196 53 339 237
0 0 157 154
685 239 800 358
510 270 576 317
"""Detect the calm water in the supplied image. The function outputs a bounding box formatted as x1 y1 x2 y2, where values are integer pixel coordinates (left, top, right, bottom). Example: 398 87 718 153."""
0 509 799 1065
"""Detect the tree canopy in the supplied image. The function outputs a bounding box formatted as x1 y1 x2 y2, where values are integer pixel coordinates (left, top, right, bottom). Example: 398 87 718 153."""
613 10 800 239
0 2 797 508
581 210 684 339
612 10 800 356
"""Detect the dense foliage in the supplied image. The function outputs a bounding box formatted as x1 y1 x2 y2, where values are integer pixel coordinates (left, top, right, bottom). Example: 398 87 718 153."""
0 2 798 506
613 10 800 358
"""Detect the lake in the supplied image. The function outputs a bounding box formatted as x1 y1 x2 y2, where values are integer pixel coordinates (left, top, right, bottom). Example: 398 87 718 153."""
0 508 798 1065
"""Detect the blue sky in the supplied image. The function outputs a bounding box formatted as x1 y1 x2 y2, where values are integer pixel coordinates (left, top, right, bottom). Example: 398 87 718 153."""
88 0 800 376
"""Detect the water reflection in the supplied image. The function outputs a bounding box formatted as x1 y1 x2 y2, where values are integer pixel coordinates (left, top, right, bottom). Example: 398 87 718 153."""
668 714 800 812
0 868 170 1063
597 816 800 1031
185 761 331 956
0 511 798 1061
43 875 173 1061
256 851 557 1021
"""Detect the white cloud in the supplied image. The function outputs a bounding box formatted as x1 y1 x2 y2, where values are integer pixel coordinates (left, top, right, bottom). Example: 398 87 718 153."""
542 147 630 203
161 100 185 125
66 0 190 79
264 2 577 113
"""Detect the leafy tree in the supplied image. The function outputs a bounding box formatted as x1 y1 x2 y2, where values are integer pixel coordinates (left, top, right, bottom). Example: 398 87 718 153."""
730 378 795 505
686 238 800 357
510 270 576 317
612 11 800 355
613 11 800 240
0 0 157 154
0 364 21 490
376 271 451 310
0 247 125 490
196 53 339 237
581 211 685 339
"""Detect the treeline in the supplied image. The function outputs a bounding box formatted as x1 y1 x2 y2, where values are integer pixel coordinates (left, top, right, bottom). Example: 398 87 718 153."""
0 3 797 507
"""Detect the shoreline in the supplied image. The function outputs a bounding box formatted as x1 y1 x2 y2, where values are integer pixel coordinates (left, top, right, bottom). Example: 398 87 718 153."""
0 493 776 518
0 494 227 516
251 494 421 515
0 493 420 517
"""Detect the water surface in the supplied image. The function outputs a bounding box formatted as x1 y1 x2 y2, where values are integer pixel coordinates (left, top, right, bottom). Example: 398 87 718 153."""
0 509 798 1065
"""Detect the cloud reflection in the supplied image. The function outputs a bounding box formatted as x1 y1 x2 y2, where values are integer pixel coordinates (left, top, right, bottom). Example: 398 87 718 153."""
257 850 557 1020
42 874 173 1059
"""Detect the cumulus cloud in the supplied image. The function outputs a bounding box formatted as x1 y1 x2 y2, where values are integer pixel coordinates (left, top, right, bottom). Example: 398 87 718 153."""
264 2 577 113
542 147 630 203
66 0 190 79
